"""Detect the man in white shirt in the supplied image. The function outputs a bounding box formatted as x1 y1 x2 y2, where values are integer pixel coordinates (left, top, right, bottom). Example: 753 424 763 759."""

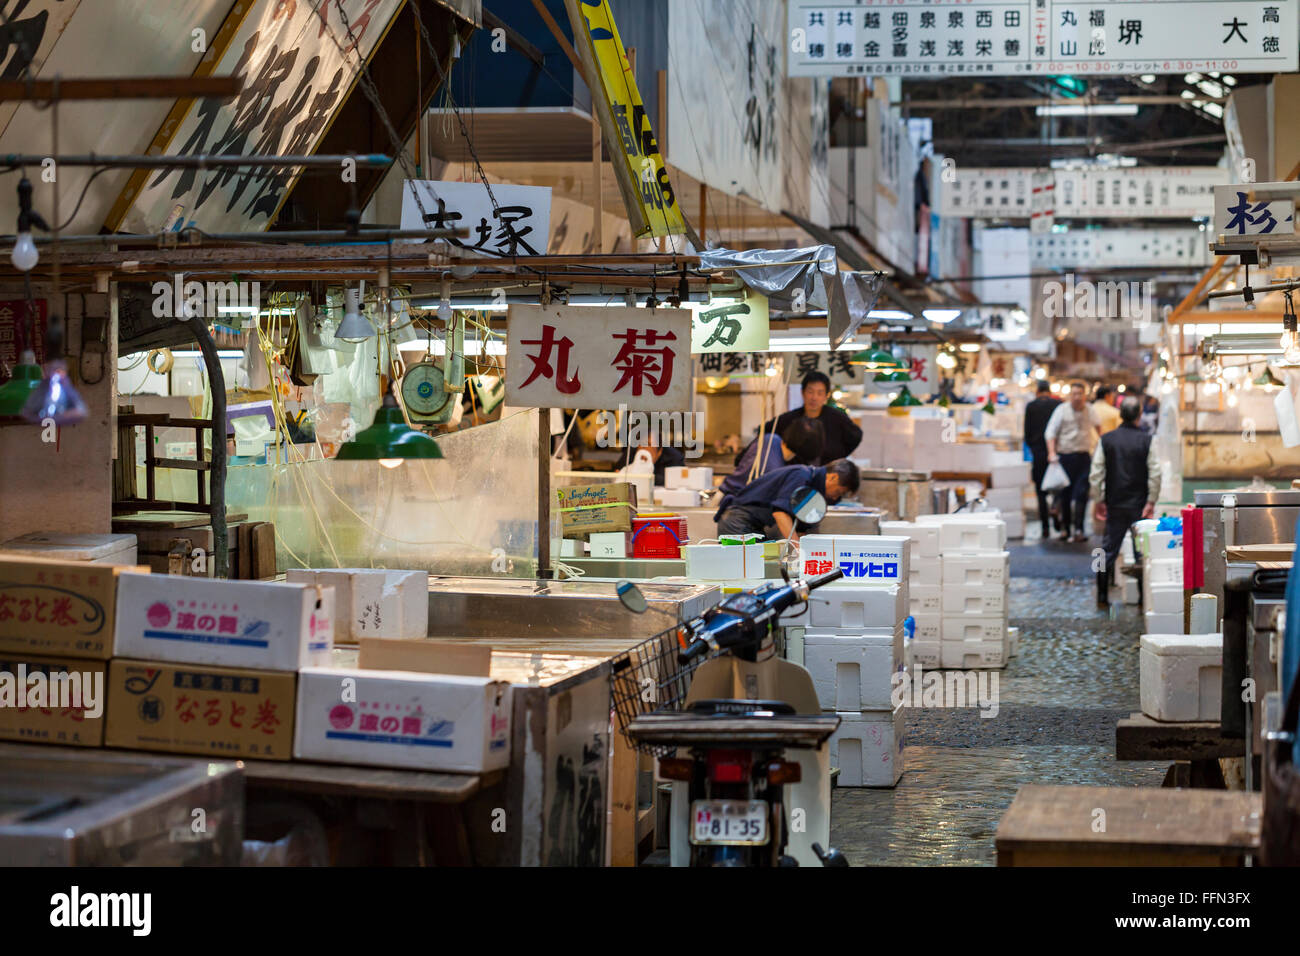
1045 381 1099 543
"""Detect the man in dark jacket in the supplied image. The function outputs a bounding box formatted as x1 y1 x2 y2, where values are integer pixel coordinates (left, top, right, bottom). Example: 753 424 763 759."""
719 417 825 497
755 371 863 464
1089 397 1161 607
714 459 860 542
1024 379 1062 539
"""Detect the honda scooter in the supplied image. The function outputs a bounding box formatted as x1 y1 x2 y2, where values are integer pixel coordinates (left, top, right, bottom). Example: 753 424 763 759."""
615 487 849 867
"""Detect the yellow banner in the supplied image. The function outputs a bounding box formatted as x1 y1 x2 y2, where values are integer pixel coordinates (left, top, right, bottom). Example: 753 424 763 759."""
565 0 687 238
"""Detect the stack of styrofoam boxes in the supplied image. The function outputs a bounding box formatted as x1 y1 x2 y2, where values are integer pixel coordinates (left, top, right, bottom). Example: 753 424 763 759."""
880 520 941 667
985 450 1031 540
880 414 915 470
920 514 1010 669
1141 527 1184 634
654 466 712 509
851 411 887 469
789 534 910 787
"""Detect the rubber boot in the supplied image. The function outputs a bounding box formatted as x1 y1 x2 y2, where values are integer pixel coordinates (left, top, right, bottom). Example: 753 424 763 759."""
1096 569 1110 608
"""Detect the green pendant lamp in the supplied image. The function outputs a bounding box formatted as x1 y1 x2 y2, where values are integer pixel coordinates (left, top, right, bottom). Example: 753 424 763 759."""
873 369 911 385
0 350 43 416
337 388 443 467
889 385 923 408
850 344 904 371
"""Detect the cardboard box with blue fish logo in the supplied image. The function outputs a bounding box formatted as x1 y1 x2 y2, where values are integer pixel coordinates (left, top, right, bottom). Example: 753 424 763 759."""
113 573 334 671
294 667 512 773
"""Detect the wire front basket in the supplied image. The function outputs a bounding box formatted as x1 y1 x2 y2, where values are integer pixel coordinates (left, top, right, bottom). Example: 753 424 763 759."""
610 625 705 757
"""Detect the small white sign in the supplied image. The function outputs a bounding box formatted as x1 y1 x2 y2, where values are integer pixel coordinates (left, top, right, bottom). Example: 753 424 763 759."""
505 304 692 412
400 180 552 256
1213 184 1297 237
689 291 770 354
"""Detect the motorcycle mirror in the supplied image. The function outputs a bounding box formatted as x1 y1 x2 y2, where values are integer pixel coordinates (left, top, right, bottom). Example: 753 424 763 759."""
790 486 827 525
616 580 648 614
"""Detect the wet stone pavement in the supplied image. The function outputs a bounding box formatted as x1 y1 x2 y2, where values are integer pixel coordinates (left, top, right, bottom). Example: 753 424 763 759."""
829 545 1168 866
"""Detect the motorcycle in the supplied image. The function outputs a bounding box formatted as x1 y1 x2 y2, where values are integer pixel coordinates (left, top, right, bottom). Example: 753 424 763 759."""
616 487 850 867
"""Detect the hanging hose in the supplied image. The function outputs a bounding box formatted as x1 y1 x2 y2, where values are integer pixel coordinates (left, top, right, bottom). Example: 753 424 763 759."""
185 316 228 579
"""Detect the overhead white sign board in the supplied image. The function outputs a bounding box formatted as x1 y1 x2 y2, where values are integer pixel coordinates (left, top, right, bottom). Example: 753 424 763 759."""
788 0 1299 77
942 167 1226 219
1212 184 1298 237
1030 228 1213 268
689 291 771 354
400 181 552 256
506 305 692 412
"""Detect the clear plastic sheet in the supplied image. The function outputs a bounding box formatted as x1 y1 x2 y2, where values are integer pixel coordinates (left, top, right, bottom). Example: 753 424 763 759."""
224 408 541 577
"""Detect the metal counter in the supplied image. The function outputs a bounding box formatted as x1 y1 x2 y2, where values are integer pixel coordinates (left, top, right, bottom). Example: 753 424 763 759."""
1194 488 1300 607
426 576 721 639
856 468 932 520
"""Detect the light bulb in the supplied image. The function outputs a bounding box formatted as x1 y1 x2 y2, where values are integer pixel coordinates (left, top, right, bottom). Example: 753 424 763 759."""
437 298 452 322
379 458 403 469
765 366 778 377
1227 390 1238 407
1202 359 1221 381
1244 375 1254 391
11 231 37 271
1282 328 1297 351
1286 343 1300 364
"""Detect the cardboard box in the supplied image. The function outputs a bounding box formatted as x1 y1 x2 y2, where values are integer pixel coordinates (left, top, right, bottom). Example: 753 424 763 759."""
879 521 940 560
943 551 1010 587
294 667 512 773
285 568 427 642
106 658 296 760
556 482 636 538
942 584 1007 616
1140 633 1223 722
908 639 941 668
941 638 1006 669
663 466 713 490
942 615 1006 643
114 573 334 671
911 613 941 642
0 557 144 660
0 654 106 746
589 532 633 559
0 532 137 565
653 487 702 508
684 543 764 580
828 706 904 787
805 630 903 712
908 584 942 616
1144 610 1184 634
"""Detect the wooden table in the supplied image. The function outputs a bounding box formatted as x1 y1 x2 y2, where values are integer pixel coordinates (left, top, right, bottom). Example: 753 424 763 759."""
996 784 1262 866
1115 712 1237 788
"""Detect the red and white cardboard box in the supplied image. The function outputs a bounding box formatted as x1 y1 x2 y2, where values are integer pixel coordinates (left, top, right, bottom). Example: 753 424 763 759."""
804 628 903 712
942 551 1010 587
828 705 904 787
294 667 512 773
114 573 333 671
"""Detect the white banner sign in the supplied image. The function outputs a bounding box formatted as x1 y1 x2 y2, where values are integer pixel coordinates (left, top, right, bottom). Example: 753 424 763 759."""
400 180 552 256
1030 170 1055 233
943 167 1225 219
506 305 692 411
789 0 1299 77
1030 228 1213 267
1212 184 1298 237
689 291 771 354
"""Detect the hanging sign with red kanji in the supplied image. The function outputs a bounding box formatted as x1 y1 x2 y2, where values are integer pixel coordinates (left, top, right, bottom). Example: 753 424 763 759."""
506 304 692 412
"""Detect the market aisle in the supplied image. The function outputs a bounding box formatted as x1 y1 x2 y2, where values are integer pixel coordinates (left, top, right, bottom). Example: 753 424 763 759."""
829 544 1168 866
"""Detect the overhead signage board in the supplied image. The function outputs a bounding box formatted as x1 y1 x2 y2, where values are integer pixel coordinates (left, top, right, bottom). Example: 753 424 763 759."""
788 1 1299 77
689 291 771 354
1212 184 1298 237
506 305 692 412
400 181 553 256
1029 228 1213 267
942 167 1226 219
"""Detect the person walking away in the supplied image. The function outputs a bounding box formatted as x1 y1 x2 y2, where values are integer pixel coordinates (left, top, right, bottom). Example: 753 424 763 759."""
1024 379 1062 539
719 417 825 497
1089 397 1161 607
756 371 863 463
714 459 860 542
1045 381 1098 543
1092 384 1121 436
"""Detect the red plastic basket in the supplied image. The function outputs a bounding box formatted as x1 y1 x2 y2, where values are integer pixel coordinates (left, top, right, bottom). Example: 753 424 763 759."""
631 514 689 559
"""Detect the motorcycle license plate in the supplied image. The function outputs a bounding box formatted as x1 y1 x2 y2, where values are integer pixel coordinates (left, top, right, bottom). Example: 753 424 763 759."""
690 800 769 846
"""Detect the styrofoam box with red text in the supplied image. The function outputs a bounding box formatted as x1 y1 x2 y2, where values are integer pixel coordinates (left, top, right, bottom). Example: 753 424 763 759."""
829 705 904 787
940 638 1007 669
941 615 1006 643
942 551 1009 587
114 572 334 671
799 535 910 587
804 628 904 712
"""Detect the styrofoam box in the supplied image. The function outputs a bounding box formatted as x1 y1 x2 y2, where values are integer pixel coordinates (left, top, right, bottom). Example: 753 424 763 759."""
882 437 915 471
115 572 334 670
941 638 1007 669
909 639 941 668
1002 510 1026 540
589 531 632 559
286 568 428 642
1147 530 1182 555
949 443 995 470
908 584 941 616
654 486 702 508
800 535 910 587
989 463 1032 488
879 521 940 560
684 543 764 580
782 625 804 666
295 667 512 772
1139 633 1223 722
981 486 1024 513
664 466 713 490
806 583 905 629
829 705 904 788
941 584 1007 616
942 551 1009 586
942 616 1006 643
908 560 942 587
1122 576 1141 605
1007 626 1020 658
805 629 904 711
1146 558 1183 586
1144 610 1184 634
0 531 138 566
1148 582 1183 615
938 521 1005 552
911 613 941 642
